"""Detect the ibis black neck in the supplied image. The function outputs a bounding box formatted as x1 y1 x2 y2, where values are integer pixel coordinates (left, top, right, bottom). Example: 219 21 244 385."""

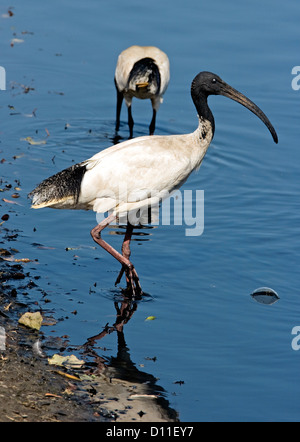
191 89 215 137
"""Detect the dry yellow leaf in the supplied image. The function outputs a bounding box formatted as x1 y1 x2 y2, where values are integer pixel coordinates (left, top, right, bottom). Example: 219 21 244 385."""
20 136 46 146
55 370 81 381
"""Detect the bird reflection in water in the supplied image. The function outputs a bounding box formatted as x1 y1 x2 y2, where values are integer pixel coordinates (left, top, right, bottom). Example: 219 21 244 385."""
84 296 138 363
82 294 178 422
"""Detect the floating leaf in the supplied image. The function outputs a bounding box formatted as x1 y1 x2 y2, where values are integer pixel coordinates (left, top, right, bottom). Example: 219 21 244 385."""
2 256 33 263
20 136 46 145
4 303 12 311
48 354 84 369
251 287 280 305
14 258 35 263
2 198 20 205
145 316 156 321
18 311 43 330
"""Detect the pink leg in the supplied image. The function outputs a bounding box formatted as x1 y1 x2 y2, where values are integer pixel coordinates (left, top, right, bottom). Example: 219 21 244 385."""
115 223 134 289
90 214 142 296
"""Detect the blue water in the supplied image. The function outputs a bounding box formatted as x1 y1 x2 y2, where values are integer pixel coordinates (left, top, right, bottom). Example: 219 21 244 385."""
1 0 300 422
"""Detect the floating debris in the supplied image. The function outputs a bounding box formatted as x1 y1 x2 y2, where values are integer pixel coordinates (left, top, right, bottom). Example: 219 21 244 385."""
251 287 280 305
2 198 21 205
1 8 14 18
48 354 84 369
65 245 97 251
55 370 81 381
32 340 46 358
18 311 43 330
145 316 156 321
10 38 24 47
2 256 33 263
20 136 46 146
14 258 36 263
129 394 158 399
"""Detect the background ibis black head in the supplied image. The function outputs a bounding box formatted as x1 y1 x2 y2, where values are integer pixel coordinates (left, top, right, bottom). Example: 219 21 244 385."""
191 71 278 143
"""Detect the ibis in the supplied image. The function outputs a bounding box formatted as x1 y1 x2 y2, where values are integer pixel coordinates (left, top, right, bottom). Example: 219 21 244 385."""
114 45 170 137
28 71 278 297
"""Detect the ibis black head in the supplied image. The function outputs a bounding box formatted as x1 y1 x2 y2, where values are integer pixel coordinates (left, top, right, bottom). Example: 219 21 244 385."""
191 71 278 144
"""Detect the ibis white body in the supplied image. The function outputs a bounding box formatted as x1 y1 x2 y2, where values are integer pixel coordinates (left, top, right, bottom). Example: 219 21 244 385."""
114 45 170 136
30 118 213 216
30 71 278 216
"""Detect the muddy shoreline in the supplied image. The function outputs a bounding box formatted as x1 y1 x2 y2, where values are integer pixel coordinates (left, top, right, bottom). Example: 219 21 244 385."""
0 254 100 422
0 250 179 422
0 318 98 422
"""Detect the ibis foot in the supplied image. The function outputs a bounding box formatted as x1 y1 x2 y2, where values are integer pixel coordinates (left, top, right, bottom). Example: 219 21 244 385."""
115 263 143 298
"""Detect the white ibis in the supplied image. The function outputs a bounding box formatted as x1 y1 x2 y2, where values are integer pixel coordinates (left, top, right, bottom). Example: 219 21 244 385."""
28 71 278 297
114 45 170 137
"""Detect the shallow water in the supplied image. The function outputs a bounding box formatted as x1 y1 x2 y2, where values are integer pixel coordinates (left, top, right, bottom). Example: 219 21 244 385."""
1 0 300 422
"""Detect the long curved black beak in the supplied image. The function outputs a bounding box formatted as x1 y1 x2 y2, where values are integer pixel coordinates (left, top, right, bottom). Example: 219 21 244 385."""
219 83 278 144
